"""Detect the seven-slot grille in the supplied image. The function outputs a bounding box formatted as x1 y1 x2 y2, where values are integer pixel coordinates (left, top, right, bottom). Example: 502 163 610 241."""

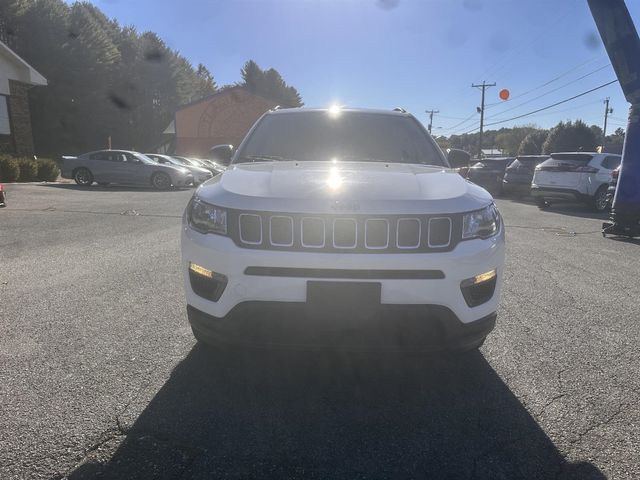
231 210 460 253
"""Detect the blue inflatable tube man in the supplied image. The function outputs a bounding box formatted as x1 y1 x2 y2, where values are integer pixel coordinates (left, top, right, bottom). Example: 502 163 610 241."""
589 0 640 237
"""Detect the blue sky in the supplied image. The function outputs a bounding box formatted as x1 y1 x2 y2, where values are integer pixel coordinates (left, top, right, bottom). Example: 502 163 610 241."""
89 0 639 135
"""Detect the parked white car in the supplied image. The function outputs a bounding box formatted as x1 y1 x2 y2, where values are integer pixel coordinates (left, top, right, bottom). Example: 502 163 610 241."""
181 108 505 353
531 152 621 212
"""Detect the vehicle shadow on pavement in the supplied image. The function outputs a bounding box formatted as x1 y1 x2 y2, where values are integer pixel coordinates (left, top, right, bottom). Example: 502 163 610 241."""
68 346 604 480
41 184 193 193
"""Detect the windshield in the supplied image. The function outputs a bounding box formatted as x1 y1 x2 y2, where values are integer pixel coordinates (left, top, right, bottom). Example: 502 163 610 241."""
236 111 446 166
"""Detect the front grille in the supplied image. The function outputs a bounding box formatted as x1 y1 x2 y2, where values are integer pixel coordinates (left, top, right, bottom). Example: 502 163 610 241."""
230 210 461 253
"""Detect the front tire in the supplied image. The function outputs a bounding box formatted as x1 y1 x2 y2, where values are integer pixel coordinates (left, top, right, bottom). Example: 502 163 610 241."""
592 186 609 213
151 172 172 190
74 168 93 186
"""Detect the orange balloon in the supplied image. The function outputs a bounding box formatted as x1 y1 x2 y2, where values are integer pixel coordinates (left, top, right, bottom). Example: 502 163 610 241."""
499 89 510 100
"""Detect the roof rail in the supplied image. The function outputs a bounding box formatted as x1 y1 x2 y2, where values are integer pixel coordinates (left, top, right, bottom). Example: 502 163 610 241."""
393 107 407 113
271 105 281 111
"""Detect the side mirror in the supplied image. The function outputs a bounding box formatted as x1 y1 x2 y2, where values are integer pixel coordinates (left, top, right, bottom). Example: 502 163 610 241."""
209 144 234 166
447 149 471 169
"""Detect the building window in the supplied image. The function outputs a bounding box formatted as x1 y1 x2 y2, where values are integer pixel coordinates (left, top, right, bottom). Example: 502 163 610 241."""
0 95 10 135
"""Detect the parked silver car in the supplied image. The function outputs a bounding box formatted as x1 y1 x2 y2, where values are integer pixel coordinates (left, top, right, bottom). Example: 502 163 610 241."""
61 150 193 189
145 153 213 185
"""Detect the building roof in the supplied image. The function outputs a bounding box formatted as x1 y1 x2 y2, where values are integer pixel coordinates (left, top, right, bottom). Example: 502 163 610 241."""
0 40 47 86
175 86 274 112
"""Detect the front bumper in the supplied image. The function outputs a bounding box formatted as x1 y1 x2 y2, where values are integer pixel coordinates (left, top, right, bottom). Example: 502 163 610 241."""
181 220 504 326
187 303 496 352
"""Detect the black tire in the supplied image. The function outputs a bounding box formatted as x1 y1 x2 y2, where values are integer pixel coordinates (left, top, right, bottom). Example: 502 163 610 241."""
151 172 172 190
592 185 609 213
73 168 93 186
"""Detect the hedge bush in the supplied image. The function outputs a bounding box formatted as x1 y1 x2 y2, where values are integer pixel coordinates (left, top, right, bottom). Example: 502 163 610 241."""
0 155 20 182
36 158 60 181
0 155 59 182
16 158 38 182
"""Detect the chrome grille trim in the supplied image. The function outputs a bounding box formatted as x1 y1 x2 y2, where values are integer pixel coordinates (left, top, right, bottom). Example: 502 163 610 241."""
269 215 294 247
239 213 262 245
427 217 452 248
396 218 422 249
332 218 358 249
301 217 326 248
365 218 390 249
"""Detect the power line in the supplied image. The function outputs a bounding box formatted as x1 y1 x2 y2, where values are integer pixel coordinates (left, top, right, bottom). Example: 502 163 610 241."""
439 111 478 132
484 56 607 109
484 64 612 121
460 79 619 134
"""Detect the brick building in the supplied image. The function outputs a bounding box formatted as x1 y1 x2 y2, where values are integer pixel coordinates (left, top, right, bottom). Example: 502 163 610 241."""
164 87 277 157
0 40 47 156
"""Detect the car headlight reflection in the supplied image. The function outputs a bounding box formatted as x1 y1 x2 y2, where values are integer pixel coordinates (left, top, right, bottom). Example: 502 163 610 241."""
187 198 227 235
462 204 501 240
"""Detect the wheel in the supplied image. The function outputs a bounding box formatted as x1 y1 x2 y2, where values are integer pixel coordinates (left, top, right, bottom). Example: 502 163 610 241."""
536 198 549 209
592 186 609 213
74 168 93 186
151 172 172 190
97 182 109 187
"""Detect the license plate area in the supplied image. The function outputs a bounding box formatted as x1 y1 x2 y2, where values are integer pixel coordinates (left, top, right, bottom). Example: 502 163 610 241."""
306 281 381 309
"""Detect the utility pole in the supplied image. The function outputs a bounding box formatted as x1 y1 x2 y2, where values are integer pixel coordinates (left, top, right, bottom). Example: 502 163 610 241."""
425 109 439 134
472 81 496 158
602 97 613 144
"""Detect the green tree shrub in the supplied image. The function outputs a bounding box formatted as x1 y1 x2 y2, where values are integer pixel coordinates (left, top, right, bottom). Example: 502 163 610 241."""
542 120 597 154
518 130 549 155
36 158 60 181
16 158 38 182
0 156 21 182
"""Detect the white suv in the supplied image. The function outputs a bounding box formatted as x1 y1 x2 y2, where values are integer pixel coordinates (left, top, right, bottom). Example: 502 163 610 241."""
531 152 621 212
181 108 505 352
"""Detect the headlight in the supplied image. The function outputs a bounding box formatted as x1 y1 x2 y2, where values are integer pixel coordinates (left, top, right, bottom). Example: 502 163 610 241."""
187 198 227 235
462 204 501 240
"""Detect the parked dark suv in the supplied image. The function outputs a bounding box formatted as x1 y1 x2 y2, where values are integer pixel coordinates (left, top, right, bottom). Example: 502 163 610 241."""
466 157 515 195
502 155 549 197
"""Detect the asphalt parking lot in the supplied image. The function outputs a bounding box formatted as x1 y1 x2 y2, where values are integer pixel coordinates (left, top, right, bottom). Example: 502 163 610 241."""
1 183 639 479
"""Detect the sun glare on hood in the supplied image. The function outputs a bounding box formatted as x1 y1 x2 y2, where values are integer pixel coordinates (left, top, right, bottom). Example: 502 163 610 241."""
326 166 343 190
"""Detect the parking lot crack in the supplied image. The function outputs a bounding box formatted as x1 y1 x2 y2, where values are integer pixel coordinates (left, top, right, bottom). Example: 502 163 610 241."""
569 401 629 445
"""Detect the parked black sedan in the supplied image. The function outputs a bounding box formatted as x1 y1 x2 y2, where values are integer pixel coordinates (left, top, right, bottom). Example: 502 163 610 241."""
466 157 515 195
502 155 549 197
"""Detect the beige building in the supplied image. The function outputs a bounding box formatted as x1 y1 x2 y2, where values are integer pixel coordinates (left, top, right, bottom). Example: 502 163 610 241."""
165 87 277 157
0 40 47 156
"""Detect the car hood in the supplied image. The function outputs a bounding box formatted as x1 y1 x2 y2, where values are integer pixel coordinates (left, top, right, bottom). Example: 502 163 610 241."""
196 161 493 214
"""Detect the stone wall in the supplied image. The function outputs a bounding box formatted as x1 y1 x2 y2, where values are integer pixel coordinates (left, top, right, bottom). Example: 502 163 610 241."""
8 80 35 156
